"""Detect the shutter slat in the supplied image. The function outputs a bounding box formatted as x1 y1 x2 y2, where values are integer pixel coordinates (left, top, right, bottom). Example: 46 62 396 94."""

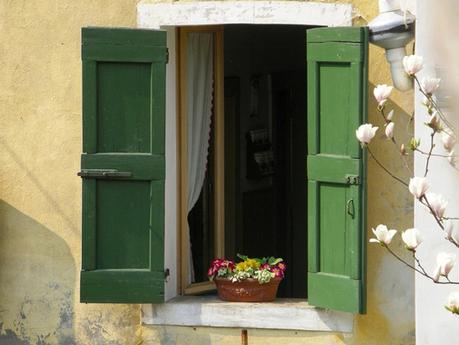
306 26 368 314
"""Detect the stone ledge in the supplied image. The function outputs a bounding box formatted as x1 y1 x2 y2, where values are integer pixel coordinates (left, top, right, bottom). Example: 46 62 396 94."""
137 1 353 29
142 296 354 332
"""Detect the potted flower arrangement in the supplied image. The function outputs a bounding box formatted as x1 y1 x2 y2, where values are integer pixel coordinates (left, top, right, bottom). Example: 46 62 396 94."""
207 254 286 302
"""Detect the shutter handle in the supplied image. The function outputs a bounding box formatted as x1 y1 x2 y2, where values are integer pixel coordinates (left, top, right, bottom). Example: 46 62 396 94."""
77 169 132 179
346 199 355 219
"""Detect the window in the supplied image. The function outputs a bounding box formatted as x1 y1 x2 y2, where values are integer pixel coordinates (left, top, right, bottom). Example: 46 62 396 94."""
79 26 368 314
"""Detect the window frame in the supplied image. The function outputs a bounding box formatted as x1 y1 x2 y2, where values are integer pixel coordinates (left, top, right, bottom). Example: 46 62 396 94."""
177 26 225 295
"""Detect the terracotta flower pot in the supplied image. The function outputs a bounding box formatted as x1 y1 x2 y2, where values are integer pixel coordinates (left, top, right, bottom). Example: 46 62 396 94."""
214 277 282 302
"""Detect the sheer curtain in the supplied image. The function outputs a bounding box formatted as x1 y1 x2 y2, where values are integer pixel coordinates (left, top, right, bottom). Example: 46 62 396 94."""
186 33 214 283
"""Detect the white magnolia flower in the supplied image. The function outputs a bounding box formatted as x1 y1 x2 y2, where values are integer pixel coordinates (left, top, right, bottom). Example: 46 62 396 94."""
385 122 394 139
426 112 441 130
369 224 397 245
433 252 456 281
425 192 448 219
401 228 423 251
442 130 456 152
356 124 379 145
403 55 424 76
373 84 393 106
445 220 459 244
446 292 459 314
421 76 441 95
386 109 394 121
409 177 430 199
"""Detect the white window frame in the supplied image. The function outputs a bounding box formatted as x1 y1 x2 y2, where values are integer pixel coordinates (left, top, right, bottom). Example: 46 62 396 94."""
138 0 354 332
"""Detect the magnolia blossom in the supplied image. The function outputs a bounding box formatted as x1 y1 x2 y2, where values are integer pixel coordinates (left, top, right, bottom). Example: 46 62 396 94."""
356 124 379 145
425 192 448 219
386 109 394 121
369 224 397 245
445 220 459 245
426 112 441 131
442 130 456 152
401 228 423 251
433 252 456 282
400 143 407 155
385 122 394 139
421 76 441 95
409 177 430 199
403 55 424 76
373 84 393 106
446 292 459 314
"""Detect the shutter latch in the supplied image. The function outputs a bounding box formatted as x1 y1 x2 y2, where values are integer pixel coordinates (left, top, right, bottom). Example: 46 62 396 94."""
345 175 360 185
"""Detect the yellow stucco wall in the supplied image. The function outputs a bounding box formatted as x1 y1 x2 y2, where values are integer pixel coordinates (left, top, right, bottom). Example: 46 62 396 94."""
0 0 414 344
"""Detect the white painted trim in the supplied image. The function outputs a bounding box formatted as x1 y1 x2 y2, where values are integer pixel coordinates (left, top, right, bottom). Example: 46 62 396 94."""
142 296 354 332
137 1 353 29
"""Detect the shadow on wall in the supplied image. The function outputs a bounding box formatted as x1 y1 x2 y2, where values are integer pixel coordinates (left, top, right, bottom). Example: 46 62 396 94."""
0 200 77 345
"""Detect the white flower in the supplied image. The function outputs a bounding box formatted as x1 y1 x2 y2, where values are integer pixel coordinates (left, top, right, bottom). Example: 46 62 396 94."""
386 109 394 121
421 76 441 94
385 122 394 139
448 150 456 167
446 292 459 314
373 84 393 106
433 252 456 281
369 224 397 245
442 130 456 152
401 228 423 250
425 192 448 219
356 124 379 145
403 55 424 76
409 177 430 199
445 220 459 244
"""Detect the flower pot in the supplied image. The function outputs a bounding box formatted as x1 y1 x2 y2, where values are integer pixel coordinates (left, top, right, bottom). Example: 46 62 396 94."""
214 277 282 302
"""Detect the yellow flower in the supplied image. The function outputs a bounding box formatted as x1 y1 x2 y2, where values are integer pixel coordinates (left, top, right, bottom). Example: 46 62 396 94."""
245 259 260 269
235 262 247 271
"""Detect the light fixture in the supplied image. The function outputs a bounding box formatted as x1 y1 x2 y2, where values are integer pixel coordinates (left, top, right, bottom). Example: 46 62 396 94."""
368 0 416 91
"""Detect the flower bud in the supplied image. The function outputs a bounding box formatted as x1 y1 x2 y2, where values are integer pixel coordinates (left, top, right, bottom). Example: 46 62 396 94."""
385 122 394 139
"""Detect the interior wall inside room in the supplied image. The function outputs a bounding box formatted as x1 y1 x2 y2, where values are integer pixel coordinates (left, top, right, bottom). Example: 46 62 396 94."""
224 25 308 297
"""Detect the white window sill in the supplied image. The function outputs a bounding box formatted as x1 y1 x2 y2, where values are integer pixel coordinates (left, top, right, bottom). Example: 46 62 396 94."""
142 296 354 332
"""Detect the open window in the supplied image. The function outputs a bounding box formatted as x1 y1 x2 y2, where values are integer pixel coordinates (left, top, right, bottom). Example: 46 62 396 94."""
79 25 368 314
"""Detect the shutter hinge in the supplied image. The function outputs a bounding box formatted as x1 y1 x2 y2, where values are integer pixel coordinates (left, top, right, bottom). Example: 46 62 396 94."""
166 48 169 64
164 268 170 282
345 175 360 185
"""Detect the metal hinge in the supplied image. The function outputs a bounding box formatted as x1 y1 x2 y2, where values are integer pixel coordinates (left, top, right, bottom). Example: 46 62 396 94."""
164 268 170 282
345 175 360 185
165 48 169 64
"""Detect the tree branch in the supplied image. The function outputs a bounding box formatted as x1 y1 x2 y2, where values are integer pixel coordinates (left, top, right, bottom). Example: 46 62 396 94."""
367 147 409 187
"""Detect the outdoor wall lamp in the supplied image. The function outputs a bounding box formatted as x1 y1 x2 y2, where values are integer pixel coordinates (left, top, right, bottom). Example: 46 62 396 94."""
369 0 416 91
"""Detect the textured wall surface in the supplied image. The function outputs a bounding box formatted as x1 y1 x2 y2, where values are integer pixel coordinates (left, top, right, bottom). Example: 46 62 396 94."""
0 0 414 344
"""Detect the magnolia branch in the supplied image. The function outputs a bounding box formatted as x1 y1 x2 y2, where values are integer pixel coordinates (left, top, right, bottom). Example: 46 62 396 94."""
383 245 459 285
367 146 409 187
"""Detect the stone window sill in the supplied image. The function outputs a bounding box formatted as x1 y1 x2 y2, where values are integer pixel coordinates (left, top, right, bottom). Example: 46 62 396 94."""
142 296 353 332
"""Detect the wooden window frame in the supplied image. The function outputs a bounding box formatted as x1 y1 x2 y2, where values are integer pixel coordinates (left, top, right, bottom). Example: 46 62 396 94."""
177 26 225 295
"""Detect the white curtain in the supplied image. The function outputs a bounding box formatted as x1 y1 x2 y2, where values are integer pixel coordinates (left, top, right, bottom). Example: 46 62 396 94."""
186 33 214 283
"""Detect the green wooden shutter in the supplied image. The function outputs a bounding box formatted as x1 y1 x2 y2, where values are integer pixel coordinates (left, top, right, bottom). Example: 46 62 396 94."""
80 28 166 303
307 27 368 314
